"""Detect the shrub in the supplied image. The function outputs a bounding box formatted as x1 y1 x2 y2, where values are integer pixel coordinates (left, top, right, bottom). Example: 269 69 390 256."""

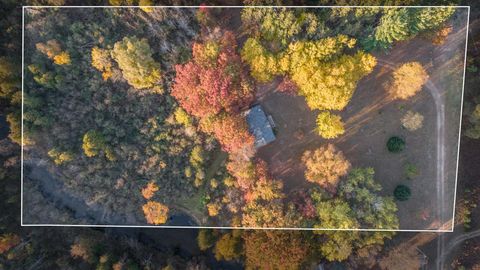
401 111 424 131
404 163 418 179
394 185 411 201
387 136 405 153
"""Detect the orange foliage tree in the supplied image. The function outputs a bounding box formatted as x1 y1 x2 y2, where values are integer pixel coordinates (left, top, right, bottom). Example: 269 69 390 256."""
241 160 293 228
200 113 255 154
142 201 169 225
244 231 310 269
301 144 351 192
141 182 159 200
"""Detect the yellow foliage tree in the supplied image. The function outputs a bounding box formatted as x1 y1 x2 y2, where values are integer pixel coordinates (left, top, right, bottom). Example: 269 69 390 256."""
301 144 351 192
139 0 153 12
241 38 279 82
142 201 169 225
53 51 71 65
91 47 113 80
242 201 287 228
36 40 70 65
315 111 345 139
386 62 428 100
173 107 193 127
48 148 74 165
285 50 376 111
242 35 376 111
207 202 221 217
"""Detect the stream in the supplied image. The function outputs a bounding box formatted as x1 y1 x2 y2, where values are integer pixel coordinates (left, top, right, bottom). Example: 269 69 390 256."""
24 162 242 269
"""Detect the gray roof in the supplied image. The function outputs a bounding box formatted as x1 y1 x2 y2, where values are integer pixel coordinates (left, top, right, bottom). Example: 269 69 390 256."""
245 105 276 148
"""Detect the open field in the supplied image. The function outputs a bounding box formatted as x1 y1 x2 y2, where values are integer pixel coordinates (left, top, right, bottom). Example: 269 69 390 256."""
257 8 468 230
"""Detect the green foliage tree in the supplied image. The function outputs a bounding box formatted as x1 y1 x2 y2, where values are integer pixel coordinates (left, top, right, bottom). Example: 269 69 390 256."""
241 38 279 82
394 185 411 201
387 136 405 153
369 7 454 50
339 168 399 229
318 232 356 262
6 112 22 145
241 7 301 47
82 130 106 158
0 57 20 104
404 163 419 179
315 111 345 139
466 104 480 139
197 229 216 251
111 36 162 89
411 7 455 32
315 198 358 229
373 8 412 48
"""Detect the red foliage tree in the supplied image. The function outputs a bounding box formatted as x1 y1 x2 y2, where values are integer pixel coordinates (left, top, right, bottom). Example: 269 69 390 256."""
201 113 254 154
172 31 254 118
0 234 21 254
292 190 316 219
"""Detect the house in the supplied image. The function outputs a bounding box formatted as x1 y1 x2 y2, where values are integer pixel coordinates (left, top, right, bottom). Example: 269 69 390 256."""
244 105 276 148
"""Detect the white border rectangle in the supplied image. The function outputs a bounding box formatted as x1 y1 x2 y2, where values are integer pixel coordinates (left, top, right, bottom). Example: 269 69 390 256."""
21 5 470 232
